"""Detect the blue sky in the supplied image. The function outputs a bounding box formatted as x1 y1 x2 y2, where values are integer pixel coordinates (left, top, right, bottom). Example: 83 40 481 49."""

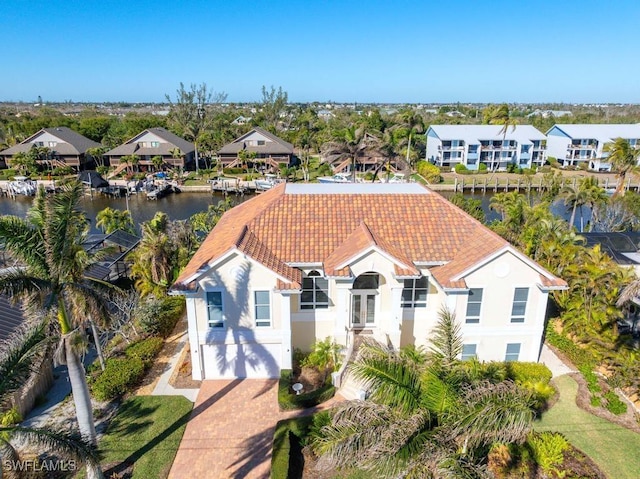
2 0 639 103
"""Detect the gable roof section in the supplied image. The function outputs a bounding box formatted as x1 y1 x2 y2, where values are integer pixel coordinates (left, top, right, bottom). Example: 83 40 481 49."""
104 127 194 156
217 127 294 155
0 127 101 156
545 124 640 142
427 125 546 145
172 183 565 291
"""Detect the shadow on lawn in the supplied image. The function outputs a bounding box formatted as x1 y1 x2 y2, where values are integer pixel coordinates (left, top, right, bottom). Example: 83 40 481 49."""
104 379 243 476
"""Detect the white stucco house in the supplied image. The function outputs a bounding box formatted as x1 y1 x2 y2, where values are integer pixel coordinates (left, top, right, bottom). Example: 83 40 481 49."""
426 125 547 171
170 183 567 379
546 123 640 171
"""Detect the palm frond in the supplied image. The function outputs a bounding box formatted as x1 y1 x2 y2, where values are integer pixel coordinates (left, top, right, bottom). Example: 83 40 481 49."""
0 216 46 272
0 323 47 405
0 270 51 302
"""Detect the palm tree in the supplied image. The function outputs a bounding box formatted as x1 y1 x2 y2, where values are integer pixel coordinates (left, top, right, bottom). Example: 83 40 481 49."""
483 104 517 177
312 309 535 476
397 109 425 169
0 325 104 479
579 176 608 231
559 185 588 231
151 155 164 172
0 182 114 444
322 126 382 177
604 138 640 196
96 207 135 235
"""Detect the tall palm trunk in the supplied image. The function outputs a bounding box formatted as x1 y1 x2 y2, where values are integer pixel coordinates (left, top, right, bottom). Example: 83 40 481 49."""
90 319 105 371
569 203 577 230
59 301 97 445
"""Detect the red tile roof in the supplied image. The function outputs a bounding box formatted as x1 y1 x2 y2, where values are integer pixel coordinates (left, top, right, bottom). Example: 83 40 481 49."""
172 184 566 291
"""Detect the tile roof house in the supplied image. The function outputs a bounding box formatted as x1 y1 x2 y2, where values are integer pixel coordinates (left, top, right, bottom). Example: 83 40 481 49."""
0 127 101 170
104 127 195 170
217 127 294 170
171 183 567 379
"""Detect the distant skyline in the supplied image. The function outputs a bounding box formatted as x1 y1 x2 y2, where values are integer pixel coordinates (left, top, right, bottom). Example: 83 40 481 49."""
3 0 640 104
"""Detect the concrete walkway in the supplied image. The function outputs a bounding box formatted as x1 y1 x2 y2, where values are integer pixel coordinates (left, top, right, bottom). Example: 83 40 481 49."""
539 343 575 377
151 331 199 402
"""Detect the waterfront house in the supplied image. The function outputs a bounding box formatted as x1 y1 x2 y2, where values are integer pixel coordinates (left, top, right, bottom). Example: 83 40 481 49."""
0 127 101 171
170 183 566 379
546 124 640 171
217 127 295 170
426 125 547 171
104 127 195 171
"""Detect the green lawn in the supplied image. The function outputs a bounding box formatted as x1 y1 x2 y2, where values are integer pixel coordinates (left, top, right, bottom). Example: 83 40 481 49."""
99 396 193 479
535 375 640 479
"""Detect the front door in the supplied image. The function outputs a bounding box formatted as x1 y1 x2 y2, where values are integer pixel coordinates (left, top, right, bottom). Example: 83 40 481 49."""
351 293 376 328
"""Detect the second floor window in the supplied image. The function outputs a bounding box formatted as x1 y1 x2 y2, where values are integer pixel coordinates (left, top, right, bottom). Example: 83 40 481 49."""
401 277 428 308
300 271 329 310
511 288 529 323
465 288 483 324
254 291 271 327
207 291 224 328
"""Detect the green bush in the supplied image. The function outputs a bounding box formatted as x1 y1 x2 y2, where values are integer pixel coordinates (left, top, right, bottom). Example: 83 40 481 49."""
478 162 488 172
222 167 245 175
454 163 468 173
91 357 146 401
278 370 336 411
301 337 342 372
135 296 185 337
604 391 628 415
271 416 314 479
579 366 601 393
125 337 164 365
415 160 442 183
506 362 552 383
590 395 602 407
527 432 568 474
0 169 17 180
522 380 556 411
0 407 22 426
545 324 595 369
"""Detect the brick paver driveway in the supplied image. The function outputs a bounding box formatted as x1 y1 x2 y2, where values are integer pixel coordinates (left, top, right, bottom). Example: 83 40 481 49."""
169 379 332 479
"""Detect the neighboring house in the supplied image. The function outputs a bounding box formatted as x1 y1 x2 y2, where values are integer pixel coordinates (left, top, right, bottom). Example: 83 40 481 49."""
104 127 195 170
426 125 547 170
546 124 640 171
217 127 295 170
0 127 101 171
170 183 566 379
231 115 252 126
84 230 140 282
317 109 335 121
526 109 573 119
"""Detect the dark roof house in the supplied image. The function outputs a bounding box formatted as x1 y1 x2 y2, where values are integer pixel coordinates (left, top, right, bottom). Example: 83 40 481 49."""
217 127 294 169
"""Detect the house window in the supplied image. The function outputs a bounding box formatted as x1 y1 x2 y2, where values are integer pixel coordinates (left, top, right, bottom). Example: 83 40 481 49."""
300 271 329 309
505 343 521 362
511 288 529 323
254 291 271 327
465 288 483 324
401 277 428 308
206 292 224 328
257 140 266 146
461 344 477 361
48 141 57 147
151 141 160 148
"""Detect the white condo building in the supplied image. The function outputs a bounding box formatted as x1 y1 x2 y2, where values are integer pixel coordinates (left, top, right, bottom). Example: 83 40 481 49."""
546 124 640 171
426 125 547 171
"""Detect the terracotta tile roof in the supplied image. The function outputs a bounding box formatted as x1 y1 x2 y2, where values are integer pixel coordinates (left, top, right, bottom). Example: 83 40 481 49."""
539 274 568 289
172 183 565 291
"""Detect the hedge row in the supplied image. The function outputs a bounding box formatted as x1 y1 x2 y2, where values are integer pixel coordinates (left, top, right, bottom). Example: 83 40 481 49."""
506 362 553 384
545 326 595 369
271 416 313 479
91 337 164 401
278 370 336 411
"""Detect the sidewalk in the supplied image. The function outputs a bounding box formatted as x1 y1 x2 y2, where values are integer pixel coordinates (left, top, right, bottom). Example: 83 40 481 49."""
151 330 199 402
539 343 575 377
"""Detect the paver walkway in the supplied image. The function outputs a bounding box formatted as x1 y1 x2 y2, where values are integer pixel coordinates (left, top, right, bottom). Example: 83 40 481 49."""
169 379 341 479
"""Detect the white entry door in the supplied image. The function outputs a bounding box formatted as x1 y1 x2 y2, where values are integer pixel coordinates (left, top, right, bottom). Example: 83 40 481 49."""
351 292 376 327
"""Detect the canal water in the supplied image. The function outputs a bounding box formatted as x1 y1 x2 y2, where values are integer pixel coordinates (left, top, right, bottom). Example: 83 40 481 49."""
0 189 581 234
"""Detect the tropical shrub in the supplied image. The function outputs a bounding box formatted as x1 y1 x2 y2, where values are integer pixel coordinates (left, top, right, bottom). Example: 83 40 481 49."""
0 407 22 426
415 160 441 183
454 163 468 173
0 169 17 180
604 391 627 415
91 357 146 401
545 324 595 369
277 369 336 411
478 162 488 172
527 432 568 475
125 337 163 365
135 296 185 337
222 167 245 175
506 362 552 384
301 337 342 373
579 366 601 393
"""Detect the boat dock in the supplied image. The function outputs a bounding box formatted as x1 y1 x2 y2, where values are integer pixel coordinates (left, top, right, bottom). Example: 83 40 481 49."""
435 176 640 194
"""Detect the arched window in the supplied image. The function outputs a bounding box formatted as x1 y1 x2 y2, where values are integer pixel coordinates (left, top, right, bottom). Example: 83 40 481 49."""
352 273 379 290
300 270 329 310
